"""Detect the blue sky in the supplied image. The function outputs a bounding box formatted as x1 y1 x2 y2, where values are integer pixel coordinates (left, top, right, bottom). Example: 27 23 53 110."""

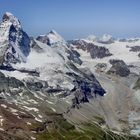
0 0 140 39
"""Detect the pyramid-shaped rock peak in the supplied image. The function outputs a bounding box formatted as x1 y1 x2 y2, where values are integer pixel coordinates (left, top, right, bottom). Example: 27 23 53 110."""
2 12 22 30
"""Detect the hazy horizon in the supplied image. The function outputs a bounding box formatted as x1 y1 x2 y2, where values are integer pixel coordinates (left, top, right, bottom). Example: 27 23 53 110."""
1 0 140 40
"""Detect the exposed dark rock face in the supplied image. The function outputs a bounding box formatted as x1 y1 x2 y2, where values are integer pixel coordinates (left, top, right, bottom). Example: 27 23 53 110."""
107 59 130 77
30 37 44 53
0 65 39 76
36 35 50 46
26 82 43 91
138 53 140 57
66 47 82 65
0 71 24 92
66 67 106 107
46 87 64 94
26 80 48 91
70 40 112 59
119 39 128 42
72 88 89 108
127 45 140 52
6 23 30 64
128 39 139 43
120 39 139 43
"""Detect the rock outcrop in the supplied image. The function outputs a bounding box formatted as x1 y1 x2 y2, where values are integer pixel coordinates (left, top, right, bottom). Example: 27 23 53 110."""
107 59 130 77
70 40 112 59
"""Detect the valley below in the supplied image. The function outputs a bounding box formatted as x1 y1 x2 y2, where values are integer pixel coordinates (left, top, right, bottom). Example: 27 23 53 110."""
0 12 140 140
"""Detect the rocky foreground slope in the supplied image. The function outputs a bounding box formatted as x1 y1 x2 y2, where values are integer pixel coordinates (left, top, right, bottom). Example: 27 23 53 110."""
0 12 140 140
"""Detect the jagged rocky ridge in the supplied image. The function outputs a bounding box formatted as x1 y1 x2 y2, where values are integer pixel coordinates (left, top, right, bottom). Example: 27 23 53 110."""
128 45 140 52
69 39 112 59
36 30 82 65
0 12 140 140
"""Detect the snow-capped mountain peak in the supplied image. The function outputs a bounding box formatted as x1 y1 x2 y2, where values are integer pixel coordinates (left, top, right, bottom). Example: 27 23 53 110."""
49 29 60 35
37 30 65 45
86 34 115 44
0 12 30 65
101 34 112 41
98 34 115 44
47 30 65 44
2 12 21 30
86 35 98 42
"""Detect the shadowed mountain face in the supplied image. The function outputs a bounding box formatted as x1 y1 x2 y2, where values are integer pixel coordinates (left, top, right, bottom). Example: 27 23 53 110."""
0 12 140 140
0 12 30 65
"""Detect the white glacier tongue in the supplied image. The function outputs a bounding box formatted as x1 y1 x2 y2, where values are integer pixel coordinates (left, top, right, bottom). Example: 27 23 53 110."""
2 12 22 30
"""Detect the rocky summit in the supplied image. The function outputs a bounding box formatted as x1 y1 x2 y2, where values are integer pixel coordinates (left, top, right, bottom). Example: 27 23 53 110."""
0 12 140 140
0 12 30 66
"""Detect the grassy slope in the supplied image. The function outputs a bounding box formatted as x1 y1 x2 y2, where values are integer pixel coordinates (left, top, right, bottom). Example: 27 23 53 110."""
33 114 140 140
